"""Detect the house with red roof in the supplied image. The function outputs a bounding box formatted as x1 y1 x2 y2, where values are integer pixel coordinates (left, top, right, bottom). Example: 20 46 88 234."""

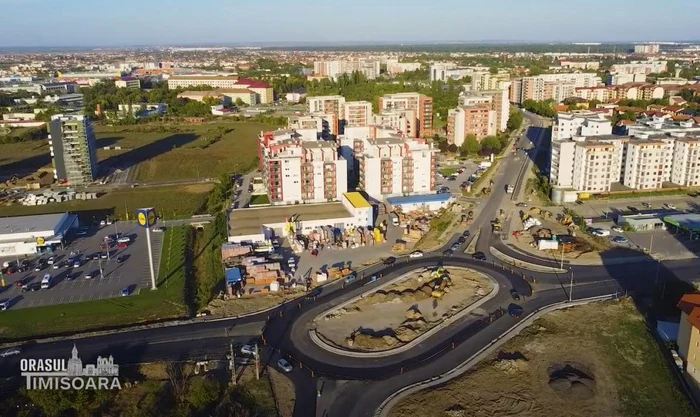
677 293 700 386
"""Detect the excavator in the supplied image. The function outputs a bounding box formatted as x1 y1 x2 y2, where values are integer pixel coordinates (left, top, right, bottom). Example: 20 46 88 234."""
431 277 449 299
491 218 502 233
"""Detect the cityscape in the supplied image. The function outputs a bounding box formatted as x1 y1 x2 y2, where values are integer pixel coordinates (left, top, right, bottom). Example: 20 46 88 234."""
2 1 700 417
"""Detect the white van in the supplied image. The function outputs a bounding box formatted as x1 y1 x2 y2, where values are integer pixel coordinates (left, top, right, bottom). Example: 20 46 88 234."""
40 274 52 289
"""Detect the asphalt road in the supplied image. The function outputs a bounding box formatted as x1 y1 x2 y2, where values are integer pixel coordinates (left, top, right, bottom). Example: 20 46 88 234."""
1 112 698 417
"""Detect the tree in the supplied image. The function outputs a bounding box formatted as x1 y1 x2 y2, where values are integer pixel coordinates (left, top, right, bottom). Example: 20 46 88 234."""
460 134 480 156
506 111 523 132
186 376 221 411
438 141 449 153
481 136 501 154
202 96 220 107
447 143 458 153
234 98 247 108
489 66 499 74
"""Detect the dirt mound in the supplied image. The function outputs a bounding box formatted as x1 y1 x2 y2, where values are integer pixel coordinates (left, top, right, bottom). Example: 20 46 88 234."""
548 364 596 401
494 359 529 374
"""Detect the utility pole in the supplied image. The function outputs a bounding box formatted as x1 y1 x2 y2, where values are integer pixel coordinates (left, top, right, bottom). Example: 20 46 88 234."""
569 268 574 302
254 344 260 380
560 244 565 270
99 258 104 280
228 342 236 386
649 234 654 258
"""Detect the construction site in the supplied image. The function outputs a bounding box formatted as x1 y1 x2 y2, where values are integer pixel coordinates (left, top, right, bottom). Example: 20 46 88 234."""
392 202 475 252
313 266 494 351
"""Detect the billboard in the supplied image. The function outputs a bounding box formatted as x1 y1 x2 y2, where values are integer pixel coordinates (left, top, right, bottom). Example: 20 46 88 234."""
136 208 157 229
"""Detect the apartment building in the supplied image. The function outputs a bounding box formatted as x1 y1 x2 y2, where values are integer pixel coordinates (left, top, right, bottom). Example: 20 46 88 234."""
430 62 488 82
623 139 667 189
609 61 667 75
313 59 381 80
447 104 496 145
373 109 416 137
511 73 601 104
385 59 422 75
575 84 664 103
558 61 600 70
552 111 613 141
378 93 433 137
343 101 372 128
48 115 98 185
634 44 660 54
606 73 647 85
470 73 510 91
571 141 622 192
41 82 78 94
307 95 345 133
288 114 336 140
167 76 273 103
354 137 438 200
459 89 510 132
677 294 700 387
115 77 141 89
257 130 347 204
670 137 700 186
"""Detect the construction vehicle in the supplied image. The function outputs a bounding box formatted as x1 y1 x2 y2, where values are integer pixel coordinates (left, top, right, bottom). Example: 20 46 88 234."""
560 215 573 227
481 187 492 196
491 218 502 233
431 278 449 299
529 207 542 215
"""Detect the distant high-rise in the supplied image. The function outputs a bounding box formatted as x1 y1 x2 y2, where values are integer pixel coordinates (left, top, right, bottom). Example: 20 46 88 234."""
48 115 98 185
634 44 661 55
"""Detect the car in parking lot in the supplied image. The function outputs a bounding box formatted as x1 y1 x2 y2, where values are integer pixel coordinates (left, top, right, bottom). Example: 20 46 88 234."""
76 230 88 237
117 237 131 243
277 358 293 373
509 304 525 318
72 259 81 268
47 257 55 265
116 242 128 248
120 287 130 296
451 243 460 251
0 347 20 357
458 236 466 244
664 203 677 210
0 300 9 310
590 228 610 237
383 257 396 265
152 227 166 233
344 273 357 284
409 250 424 258
516 202 528 207
442 249 453 257
462 230 470 237
100 252 109 259
116 256 125 263
85 271 94 280
14 278 26 287
240 345 257 357
642 202 651 208
92 253 101 260
472 251 487 261
52 262 60 270
611 225 624 233
510 290 521 301
22 283 40 292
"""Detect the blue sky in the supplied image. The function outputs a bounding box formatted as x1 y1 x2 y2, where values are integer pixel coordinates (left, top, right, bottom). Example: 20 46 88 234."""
1 0 699 46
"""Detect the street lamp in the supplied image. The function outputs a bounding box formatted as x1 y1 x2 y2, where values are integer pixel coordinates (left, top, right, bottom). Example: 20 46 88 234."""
569 268 574 302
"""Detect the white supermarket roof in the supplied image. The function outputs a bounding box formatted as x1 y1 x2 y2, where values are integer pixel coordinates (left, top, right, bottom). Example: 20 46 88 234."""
0 213 67 236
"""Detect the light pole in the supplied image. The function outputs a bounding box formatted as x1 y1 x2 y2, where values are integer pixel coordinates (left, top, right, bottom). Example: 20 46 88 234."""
560 244 565 270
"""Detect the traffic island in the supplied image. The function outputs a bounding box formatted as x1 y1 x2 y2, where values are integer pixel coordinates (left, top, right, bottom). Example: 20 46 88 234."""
311 267 497 356
489 246 567 274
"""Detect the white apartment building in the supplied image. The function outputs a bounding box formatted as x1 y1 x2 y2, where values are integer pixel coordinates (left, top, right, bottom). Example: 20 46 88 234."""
512 73 602 104
470 73 510 91
634 44 661 54
559 61 601 70
373 109 416 137
385 60 422 74
552 111 613 141
343 101 372 128
623 140 666 189
607 73 647 85
313 60 381 80
430 62 488 82
609 61 667 75
571 141 622 192
671 137 700 186
288 114 336 140
354 137 438 200
307 95 345 133
257 130 347 205
166 75 240 89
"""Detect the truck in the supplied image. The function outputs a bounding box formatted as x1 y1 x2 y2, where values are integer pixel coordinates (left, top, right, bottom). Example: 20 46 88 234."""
506 184 515 194
390 213 399 226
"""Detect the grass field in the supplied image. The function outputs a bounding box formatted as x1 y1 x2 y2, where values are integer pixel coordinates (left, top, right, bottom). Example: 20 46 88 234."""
0 227 189 341
94 121 275 182
249 194 271 206
0 183 212 220
439 168 456 176
390 298 695 417
0 141 52 177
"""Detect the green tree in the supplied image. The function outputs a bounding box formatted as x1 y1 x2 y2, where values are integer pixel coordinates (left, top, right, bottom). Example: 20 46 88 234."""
437 141 449 153
481 136 501 154
460 134 480 156
506 110 523 132
234 98 247 108
186 376 221 411
447 143 458 153
202 96 220 107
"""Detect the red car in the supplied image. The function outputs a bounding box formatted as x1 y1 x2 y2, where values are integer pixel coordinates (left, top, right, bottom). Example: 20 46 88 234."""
99 242 112 250
116 242 128 248
311 249 318 257
15 278 26 287
5 267 15 275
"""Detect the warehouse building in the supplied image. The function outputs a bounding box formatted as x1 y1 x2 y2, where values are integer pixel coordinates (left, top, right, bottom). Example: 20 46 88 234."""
227 192 373 244
0 213 79 256
387 193 454 213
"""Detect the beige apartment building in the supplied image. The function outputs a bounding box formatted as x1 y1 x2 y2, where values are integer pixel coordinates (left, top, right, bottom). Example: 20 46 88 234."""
447 104 496 145
307 95 346 134
677 294 700 388
459 88 510 133
622 139 667 189
343 101 372 128
671 137 700 186
378 93 433 137
511 73 601 104
571 141 622 192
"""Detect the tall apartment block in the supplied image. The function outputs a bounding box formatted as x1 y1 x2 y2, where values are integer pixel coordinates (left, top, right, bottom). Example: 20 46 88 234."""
459 88 510 133
378 93 433 137
307 95 345 134
373 109 416 137
510 73 602 104
447 104 497 145
343 101 372 128
48 115 98 185
257 130 347 205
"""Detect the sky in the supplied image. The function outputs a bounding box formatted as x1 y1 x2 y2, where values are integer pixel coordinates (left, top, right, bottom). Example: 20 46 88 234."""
1 0 699 47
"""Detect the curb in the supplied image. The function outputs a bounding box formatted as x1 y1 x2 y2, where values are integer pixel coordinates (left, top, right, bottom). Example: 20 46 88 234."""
489 246 566 274
374 293 620 417
309 268 499 358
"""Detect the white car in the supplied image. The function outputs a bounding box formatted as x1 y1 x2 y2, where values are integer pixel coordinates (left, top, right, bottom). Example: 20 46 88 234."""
117 237 131 243
152 227 165 233
47 257 55 265
611 226 624 233
591 228 610 237
277 358 293 373
240 345 258 357
0 347 20 357
664 203 677 210
409 251 424 259
100 220 106 226
0 300 9 311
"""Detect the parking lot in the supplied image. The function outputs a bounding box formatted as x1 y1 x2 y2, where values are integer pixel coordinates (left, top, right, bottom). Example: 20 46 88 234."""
0 221 163 310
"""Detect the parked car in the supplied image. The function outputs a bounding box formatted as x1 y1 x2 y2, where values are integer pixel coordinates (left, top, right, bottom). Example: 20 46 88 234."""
462 230 470 237
472 251 487 261
116 256 125 263
73 260 81 268
117 237 131 243
509 305 525 318
14 278 26 287
457 236 466 244
120 287 130 296
22 283 41 292
409 250 424 259
240 345 258 357
575 200 584 205
85 271 94 280
611 226 624 233
516 202 528 207
117 242 128 249
664 203 677 210
612 236 629 244
591 228 610 237
383 257 396 265
442 249 453 257
76 230 88 236
510 290 521 301
344 273 357 284
277 358 293 373
152 226 166 233
642 202 651 208
52 262 60 270
47 257 55 265
100 252 109 259
100 220 106 226
92 253 101 260
0 300 9 311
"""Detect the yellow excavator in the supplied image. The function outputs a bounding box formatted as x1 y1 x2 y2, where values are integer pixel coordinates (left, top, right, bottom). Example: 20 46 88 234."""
431 278 449 298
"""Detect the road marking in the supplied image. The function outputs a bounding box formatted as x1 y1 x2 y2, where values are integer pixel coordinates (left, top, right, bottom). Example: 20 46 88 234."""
69 295 74 303
28 300 34 307
79 294 84 302
88 294 94 300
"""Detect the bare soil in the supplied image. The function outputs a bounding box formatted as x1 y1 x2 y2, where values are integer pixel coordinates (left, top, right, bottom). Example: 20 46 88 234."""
389 298 695 417
208 291 302 317
315 267 493 350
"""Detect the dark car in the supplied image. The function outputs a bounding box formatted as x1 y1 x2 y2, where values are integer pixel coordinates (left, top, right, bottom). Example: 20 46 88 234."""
22 283 41 292
510 290 521 301
458 236 466 244
15 278 27 287
92 253 101 260
462 230 470 237
116 256 125 263
383 257 396 266
472 251 486 261
509 305 525 318
442 249 453 257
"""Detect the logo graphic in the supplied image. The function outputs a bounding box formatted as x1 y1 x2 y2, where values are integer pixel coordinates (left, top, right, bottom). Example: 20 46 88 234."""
36 237 45 245
136 207 157 229
20 345 121 390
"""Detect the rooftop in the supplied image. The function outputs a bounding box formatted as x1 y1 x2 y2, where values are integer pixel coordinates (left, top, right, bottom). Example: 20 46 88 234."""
228 203 351 237
663 214 700 232
678 293 700 330
169 75 238 80
387 193 453 205
343 192 371 209
0 213 67 236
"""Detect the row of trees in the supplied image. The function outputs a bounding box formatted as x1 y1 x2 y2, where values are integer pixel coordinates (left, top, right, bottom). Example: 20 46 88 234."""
521 99 557 118
437 110 524 157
